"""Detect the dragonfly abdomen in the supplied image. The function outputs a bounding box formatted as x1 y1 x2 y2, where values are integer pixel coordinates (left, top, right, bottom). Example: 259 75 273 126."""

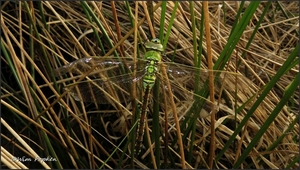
135 87 151 155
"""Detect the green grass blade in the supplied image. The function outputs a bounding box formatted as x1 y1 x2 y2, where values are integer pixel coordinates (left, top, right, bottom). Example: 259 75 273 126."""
158 2 167 40
234 71 299 168
216 43 299 165
187 1 197 163
215 2 260 70
162 2 178 49
285 156 299 169
80 2 105 55
152 2 167 167
80 1 117 57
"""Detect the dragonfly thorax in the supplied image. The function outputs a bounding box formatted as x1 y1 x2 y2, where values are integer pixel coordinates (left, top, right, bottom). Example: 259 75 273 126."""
144 50 161 62
142 59 158 89
141 47 161 90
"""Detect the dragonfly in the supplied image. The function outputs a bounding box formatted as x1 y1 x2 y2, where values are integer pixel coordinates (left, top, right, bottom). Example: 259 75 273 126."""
55 38 227 155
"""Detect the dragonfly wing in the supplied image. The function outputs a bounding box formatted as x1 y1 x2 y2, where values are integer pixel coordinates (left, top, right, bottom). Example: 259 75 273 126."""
157 62 235 116
55 57 150 103
54 57 148 78
160 62 239 90
64 69 146 104
161 62 211 91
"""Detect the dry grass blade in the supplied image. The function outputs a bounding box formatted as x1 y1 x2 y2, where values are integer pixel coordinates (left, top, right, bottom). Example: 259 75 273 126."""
203 2 216 168
1 118 51 169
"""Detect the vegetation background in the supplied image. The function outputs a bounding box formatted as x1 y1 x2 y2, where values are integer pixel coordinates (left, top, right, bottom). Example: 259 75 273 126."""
1 1 299 169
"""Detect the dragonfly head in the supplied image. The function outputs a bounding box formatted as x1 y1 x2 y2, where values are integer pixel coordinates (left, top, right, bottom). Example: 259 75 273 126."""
145 38 164 52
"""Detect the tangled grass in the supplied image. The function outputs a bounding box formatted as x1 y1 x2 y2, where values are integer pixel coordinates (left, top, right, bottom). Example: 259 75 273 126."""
1 1 298 169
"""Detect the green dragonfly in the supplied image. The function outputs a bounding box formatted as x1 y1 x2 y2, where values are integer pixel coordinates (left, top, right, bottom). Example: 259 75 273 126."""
55 38 228 155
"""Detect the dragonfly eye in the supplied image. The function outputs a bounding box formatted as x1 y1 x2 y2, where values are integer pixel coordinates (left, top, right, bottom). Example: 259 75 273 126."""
151 38 161 44
145 38 164 52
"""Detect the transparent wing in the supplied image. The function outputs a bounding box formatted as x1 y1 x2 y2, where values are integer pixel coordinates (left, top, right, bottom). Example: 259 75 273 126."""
159 62 211 94
161 61 237 92
55 57 148 103
156 62 240 116
64 70 146 104
55 57 147 77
